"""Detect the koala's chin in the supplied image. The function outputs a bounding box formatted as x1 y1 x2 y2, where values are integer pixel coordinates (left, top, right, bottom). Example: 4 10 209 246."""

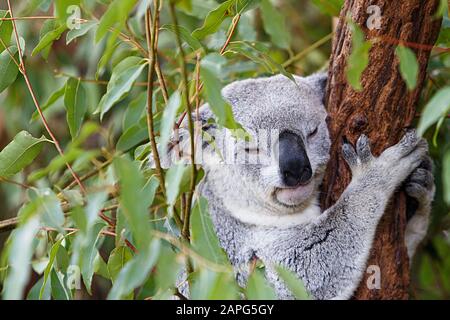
274 181 315 207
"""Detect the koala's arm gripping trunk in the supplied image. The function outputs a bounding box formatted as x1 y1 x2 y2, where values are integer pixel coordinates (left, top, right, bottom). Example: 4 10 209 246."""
320 0 441 299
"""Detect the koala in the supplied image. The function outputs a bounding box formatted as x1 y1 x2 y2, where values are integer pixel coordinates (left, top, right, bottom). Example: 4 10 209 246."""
165 73 435 300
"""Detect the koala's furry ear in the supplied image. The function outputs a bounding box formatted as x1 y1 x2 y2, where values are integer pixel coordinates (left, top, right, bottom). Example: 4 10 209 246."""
304 71 328 103
152 104 216 168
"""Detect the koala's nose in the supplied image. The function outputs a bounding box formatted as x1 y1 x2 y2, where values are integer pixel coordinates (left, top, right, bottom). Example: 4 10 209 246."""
278 131 312 187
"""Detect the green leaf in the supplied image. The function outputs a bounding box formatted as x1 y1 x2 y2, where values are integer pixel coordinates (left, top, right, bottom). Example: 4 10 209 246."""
80 222 104 294
32 23 67 56
162 24 204 52
96 34 120 79
32 189 65 233
107 246 133 282
225 41 294 81
114 157 158 250
0 46 19 93
50 269 71 300
200 55 242 129
275 265 310 299
245 268 277 300
123 92 147 131
0 10 13 53
27 276 51 300
153 246 182 294
66 20 97 44
192 0 235 40
117 118 149 152
96 0 138 43
346 22 371 91
160 91 182 155
70 191 108 294
98 57 147 119
395 46 418 91
435 0 449 17
417 87 450 136
31 83 67 121
190 268 240 300
108 239 161 300
54 0 81 23
443 149 450 206
28 148 98 183
40 239 62 299
260 0 291 49
0 131 50 178
312 0 344 16
165 163 190 207
191 197 229 264
65 77 87 139
3 204 41 300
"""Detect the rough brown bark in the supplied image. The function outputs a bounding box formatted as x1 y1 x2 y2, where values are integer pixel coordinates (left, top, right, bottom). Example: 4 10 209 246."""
321 0 442 299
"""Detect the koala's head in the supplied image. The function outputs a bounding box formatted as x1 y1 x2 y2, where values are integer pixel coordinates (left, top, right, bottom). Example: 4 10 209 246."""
165 73 330 218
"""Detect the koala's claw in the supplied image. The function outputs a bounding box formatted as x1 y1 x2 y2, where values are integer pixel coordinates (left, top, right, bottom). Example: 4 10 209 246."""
342 142 358 168
396 129 420 157
342 135 374 170
356 135 373 163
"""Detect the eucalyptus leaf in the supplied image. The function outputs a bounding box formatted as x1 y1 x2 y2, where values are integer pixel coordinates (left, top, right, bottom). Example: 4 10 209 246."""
98 57 147 119
417 87 450 136
0 131 50 178
346 22 371 91
96 0 138 43
260 0 291 49
65 78 88 139
395 45 419 91
0 46 19 93
0 10 13 53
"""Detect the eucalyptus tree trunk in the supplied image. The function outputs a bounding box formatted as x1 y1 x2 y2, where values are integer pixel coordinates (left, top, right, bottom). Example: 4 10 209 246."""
321 0 442 299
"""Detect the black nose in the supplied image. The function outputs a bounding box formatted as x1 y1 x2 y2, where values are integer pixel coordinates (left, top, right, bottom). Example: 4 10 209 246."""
278 131 312 187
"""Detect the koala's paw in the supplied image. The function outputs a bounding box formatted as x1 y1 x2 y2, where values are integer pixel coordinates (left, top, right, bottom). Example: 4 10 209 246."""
405 157 435 207
404 157 435 259
342 130 428 192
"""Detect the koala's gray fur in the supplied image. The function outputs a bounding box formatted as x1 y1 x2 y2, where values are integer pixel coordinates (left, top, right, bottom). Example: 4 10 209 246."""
166 73 435 300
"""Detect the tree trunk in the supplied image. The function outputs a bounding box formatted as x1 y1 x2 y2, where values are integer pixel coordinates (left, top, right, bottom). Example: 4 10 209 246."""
321 0 442 299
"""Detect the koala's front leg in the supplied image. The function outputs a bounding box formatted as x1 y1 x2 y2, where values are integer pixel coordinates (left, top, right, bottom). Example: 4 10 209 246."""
404 157 435 259
296 131 428 300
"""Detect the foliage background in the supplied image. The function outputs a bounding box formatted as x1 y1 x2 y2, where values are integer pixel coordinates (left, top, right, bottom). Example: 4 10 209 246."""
0 0 448 300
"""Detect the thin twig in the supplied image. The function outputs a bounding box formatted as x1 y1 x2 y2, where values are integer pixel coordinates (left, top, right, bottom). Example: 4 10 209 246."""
146 8 169 104
220 14 241 55
0 177 33 189
54 70 150 87
0 15 55 21
175 13 241 127
169 1 197 243
145 2 166 196
6 1 86 194
63 158 113 190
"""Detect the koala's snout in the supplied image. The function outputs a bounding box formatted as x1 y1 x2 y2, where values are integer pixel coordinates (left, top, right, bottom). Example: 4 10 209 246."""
278 131 312 187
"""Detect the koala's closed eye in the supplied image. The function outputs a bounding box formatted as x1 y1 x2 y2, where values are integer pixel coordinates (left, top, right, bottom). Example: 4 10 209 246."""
307 126 319 139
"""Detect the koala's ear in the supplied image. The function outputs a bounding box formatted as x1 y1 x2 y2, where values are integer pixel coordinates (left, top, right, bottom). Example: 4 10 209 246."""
304 71 328 103
155 104 216 168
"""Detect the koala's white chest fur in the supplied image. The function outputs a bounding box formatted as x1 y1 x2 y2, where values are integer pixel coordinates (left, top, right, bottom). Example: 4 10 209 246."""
225 201 321 228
